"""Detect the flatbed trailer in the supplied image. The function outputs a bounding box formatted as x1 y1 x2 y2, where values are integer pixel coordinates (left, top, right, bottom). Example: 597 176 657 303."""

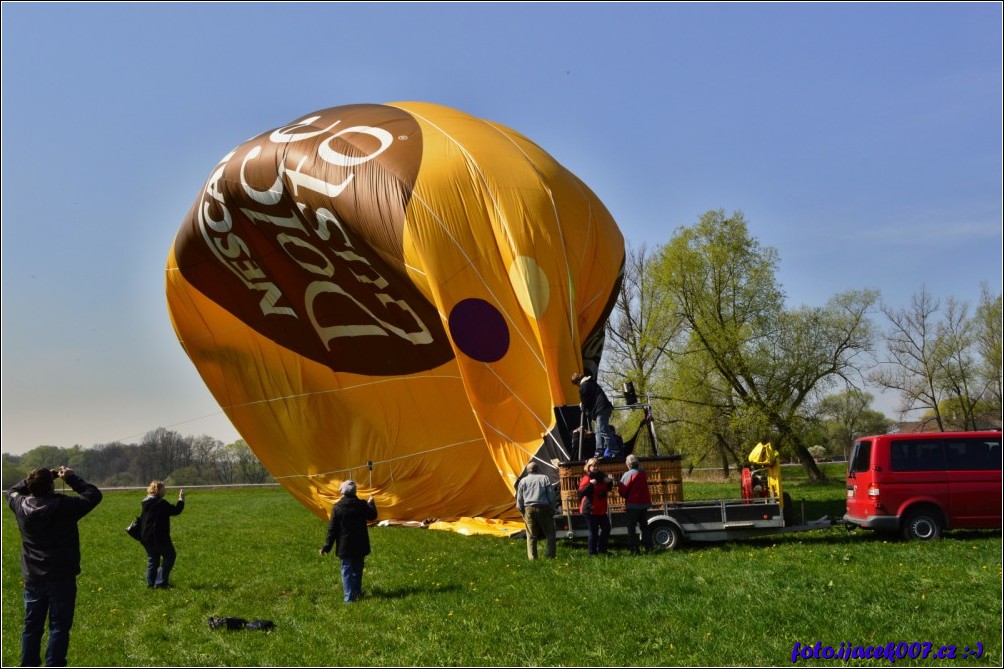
554 497 833 549
555 448 832 550
549 402 832 549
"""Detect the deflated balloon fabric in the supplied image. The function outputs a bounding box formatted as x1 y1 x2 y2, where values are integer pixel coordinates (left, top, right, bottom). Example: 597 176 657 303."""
166 102 624 528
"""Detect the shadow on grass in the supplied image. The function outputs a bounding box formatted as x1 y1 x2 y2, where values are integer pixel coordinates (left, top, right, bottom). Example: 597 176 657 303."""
366 583 463 600
943 528 1002 542
726 525 1002 549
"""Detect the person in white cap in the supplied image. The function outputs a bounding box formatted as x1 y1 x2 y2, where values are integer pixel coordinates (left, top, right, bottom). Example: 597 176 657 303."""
319 480 377 602
515 462 558 560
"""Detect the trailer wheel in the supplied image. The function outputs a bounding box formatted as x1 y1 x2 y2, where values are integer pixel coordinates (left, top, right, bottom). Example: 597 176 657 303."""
649 520 681 550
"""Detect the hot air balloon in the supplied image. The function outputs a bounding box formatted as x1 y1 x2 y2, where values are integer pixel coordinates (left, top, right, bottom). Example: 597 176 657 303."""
166 102 624 531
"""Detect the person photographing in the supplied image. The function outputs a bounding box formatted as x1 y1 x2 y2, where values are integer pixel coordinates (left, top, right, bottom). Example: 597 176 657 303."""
578 458 613 555
140 481 185 589
6 466 103 667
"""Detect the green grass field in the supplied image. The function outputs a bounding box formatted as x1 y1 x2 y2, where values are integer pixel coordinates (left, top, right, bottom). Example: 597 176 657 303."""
3 474 1000 666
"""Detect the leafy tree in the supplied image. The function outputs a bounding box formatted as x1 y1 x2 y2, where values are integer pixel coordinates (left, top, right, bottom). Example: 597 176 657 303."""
651 210 877 481
815 389 893 458
211 440 273 485
603 243 683 398
660 336 747 475
19 445 71 471
168 464 216 486
228 440 272 484
1 453 28 490
974 283 1003 415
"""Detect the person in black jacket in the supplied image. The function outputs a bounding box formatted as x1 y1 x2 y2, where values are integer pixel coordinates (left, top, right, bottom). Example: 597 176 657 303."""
319 480 378 603
6 466 102 667
571 371 614 458
140 481 185 589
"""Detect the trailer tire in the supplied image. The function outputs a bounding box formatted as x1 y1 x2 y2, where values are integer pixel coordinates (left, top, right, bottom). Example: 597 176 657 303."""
649 520 681 550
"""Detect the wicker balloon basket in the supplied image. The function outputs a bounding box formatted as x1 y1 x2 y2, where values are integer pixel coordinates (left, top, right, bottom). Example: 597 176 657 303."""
558 455 683 515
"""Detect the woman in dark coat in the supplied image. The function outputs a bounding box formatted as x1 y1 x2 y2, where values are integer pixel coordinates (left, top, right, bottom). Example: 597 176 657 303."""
140 481 184 588
319 480 378 603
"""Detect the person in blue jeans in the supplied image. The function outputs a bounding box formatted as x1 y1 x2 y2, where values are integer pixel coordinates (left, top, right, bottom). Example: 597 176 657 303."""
6 466 103 667
571 371 614 458
139 481 185 588
320 480 378 602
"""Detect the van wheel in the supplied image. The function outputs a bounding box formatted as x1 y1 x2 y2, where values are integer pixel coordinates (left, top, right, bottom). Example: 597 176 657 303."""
649 520 681 550
902 508 943 541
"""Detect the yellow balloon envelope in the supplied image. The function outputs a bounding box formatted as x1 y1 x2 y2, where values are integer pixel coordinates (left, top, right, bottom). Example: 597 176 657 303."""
166 102 624 528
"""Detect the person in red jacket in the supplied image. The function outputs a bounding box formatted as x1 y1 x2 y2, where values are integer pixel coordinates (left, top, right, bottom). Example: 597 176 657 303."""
578 458 612 555
618 454 653 554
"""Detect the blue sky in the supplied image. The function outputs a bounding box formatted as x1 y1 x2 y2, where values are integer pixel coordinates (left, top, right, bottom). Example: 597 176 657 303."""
2 2 1001 454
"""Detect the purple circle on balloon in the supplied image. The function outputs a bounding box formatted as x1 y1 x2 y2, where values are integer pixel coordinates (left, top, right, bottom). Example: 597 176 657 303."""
448 298 510 363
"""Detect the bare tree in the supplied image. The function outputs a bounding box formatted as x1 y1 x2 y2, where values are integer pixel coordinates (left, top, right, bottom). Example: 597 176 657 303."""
603 243 683 395
871 288 946 430
190 435 225 482
934 297 980 430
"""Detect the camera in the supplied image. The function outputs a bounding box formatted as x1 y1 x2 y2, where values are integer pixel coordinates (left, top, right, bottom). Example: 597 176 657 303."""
589 469 607 482
49 469 60 479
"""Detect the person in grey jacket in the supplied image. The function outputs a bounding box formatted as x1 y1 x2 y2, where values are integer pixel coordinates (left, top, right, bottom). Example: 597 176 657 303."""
319 480 378 602
515 461 558 560
6 466 102 667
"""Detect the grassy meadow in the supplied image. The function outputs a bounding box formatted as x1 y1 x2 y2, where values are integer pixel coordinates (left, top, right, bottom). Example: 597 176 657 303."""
2 470 1001 666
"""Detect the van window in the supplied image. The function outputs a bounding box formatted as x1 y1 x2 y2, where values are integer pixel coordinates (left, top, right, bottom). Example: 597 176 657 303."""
890 440 946 472
848 440 871 476
944 437 1003 471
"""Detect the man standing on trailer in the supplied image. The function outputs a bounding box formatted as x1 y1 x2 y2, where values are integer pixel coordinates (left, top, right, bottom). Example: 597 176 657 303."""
571 371 614 458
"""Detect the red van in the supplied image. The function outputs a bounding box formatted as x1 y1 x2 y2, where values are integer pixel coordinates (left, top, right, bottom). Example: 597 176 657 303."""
844 431 1002 540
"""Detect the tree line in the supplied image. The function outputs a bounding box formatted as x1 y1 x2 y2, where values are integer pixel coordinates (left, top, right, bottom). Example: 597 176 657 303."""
602 209 1002 481
1 428 271 490
4 210 998 490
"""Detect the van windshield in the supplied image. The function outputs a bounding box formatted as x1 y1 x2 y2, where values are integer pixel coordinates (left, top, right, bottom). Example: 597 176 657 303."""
848 440 871 477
